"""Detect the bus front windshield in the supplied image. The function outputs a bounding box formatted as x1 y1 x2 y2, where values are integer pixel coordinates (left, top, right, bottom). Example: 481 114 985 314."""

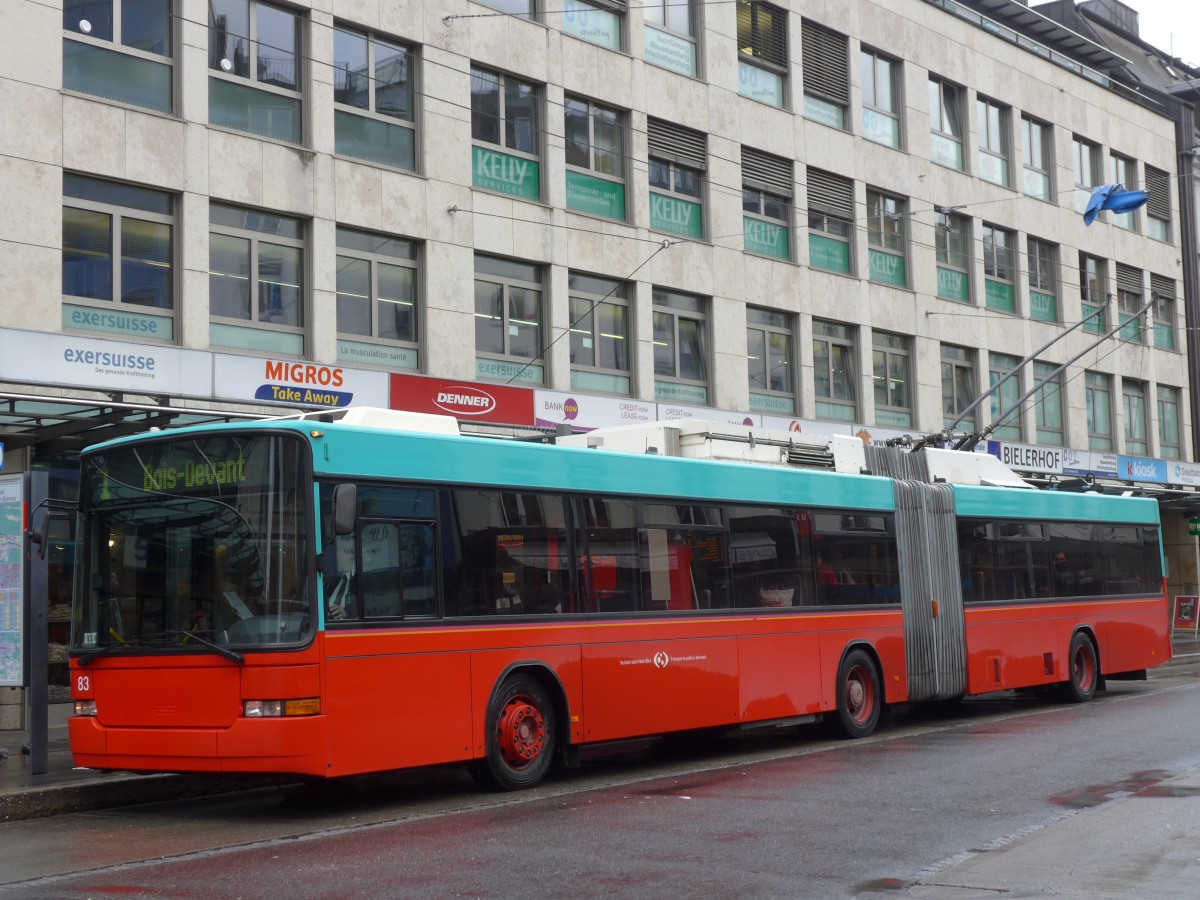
72 433 311 654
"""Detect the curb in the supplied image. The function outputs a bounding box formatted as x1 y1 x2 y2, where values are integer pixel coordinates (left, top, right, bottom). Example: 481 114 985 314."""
0 773 291 822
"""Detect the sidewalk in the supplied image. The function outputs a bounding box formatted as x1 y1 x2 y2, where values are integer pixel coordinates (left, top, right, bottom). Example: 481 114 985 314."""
3 637 1200 823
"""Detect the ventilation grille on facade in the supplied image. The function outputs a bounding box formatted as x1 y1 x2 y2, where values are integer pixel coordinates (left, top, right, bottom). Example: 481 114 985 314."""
1150 273 1174 301
807 168 854 219
648 119 707 170
801 22 849 105
742 147 792 197
1145 166 1171 220
1116 263 1142 295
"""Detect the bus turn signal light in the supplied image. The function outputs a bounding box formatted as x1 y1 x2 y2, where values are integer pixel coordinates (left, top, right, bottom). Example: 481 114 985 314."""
74 700 97 717
244 699 320 718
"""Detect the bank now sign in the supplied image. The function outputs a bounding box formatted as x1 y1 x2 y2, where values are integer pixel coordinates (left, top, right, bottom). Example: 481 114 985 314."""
390 373 534 426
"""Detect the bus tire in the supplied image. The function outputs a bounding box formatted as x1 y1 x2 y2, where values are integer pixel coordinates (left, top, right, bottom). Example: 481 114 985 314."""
475 673 557 791
1061 632 1098 703
835 649 882 739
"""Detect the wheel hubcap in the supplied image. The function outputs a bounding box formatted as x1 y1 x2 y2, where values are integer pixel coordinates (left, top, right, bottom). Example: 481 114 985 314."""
846 667 872 723
496 695 545 768
1074 646 1095 691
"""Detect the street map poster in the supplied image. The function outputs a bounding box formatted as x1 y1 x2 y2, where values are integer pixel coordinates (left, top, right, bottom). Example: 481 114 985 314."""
0 476 23 686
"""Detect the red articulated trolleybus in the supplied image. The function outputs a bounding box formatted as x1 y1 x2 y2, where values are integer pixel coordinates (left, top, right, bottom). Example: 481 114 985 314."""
63 409 1170 789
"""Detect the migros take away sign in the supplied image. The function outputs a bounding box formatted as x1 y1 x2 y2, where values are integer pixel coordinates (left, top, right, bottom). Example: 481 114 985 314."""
212 354 388 408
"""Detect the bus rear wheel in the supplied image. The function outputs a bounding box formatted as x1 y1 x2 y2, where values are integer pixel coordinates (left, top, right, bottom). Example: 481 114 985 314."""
474 674 557 791
834 649 882 739
1061 633 1098 703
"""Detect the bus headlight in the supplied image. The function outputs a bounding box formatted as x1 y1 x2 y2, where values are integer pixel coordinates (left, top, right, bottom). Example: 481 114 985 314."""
243 699 320 717
74 700 98 717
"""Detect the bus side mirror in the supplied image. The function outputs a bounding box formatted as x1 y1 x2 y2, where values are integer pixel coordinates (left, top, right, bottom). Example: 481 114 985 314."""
28 508 49 560
332 483 357 536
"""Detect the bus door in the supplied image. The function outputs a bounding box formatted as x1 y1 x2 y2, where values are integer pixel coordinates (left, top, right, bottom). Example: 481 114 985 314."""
894 481 966 701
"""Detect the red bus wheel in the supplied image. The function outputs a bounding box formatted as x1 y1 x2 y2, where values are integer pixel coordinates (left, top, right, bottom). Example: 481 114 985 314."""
476 674 557 791
1062 633 1098 703
835 649 882 739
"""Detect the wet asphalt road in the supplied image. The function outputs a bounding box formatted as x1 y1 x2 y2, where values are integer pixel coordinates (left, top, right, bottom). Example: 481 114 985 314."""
2 666 1199 898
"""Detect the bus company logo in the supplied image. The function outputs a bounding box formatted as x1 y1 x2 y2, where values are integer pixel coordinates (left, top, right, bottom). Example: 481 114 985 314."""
434 387 497 417
653 651 670 669
787 421 802 433
742 417 754 427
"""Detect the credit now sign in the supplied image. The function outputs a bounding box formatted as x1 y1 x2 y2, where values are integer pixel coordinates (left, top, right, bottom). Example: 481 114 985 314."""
390 373 534 426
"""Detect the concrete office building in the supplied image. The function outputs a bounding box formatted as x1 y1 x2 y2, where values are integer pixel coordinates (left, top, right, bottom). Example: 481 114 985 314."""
2 0 1199 733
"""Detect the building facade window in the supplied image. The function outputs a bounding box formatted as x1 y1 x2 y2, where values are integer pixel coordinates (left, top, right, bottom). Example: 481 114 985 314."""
565 95 627 220
737 0 788 108
1145 165 1171 242
648 119 706 239
1085 371 1113 452
209 203 304 355
1027 237 1058 322
746 308 795 414
867 189 908 287
1158 385 1181 458
988 352 1021 440
208 0 302 144
1073 136 1100 214
653 289 709 404
807 169 854 274
569 272 629 394
1032 361 1063 446
474 255 543 385
1021 116 1052 201
63 0 173 113
941 344 975 431
1109 153 1138 231
475 0 535 20
872 331 911 427
861 48 900 147
1080 253 1107 334
335 228 419 371
982 224 1015 313
928 77 964 170
471 67 541 200
1150 274 1176 351
976 97 1010 187
801 22 848 128
813 320 856 422
935 209 970 302
62 174 175 341
1122 379 1149 456
472 255 544 386
642 0 697 76
562 0 625 51
333 27 416 171
742 147 792 260
1116 263 1144 343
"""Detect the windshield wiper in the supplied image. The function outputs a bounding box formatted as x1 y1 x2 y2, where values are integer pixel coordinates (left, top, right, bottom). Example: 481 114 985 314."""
77 636 139 667
78 631 244 666
165 630 244 664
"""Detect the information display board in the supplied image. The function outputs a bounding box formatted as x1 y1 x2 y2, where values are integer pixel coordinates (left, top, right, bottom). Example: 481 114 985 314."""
0 476 24 686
